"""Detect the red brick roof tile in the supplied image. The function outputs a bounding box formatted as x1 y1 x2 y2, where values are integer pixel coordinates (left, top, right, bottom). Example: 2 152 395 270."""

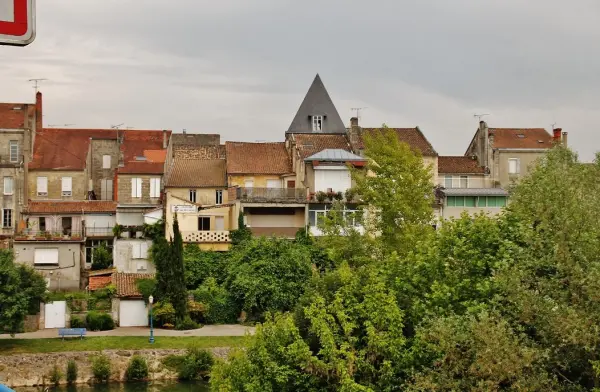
359 128 438 156
438 156 485 174
27 201 117 214
293 134 351 159
0 103 33 129
489 128 553 149
226 142 291 174
165 159 227 188
113 272 155 297
89 275 113 291
117 130 171 174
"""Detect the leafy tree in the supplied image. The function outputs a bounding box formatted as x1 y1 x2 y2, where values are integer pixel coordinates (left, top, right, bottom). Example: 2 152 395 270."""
91 241 112 270
184 245 229 289
230 211 252 245
193 277 239 324
0 250 46 335
352 125 434 253
226 236 313 318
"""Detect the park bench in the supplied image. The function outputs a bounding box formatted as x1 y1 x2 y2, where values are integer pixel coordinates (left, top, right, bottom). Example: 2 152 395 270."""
58 328 86 339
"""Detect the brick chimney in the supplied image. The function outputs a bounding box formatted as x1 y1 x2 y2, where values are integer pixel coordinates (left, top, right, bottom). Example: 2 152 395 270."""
350 117 359 127
553 128 562 143
346 117 362 154
162 129 168 149
561 131 568 147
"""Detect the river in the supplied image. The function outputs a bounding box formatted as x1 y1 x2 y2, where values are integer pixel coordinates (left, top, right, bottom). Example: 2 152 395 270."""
16 381 210 392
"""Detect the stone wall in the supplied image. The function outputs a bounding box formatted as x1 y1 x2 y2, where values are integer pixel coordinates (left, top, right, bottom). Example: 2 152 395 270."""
117 174 163 205
0 348 230 388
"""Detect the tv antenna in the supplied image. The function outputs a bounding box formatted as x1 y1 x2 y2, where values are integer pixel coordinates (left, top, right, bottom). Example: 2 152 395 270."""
551 122 558 130
351 107 368 120
474 113 490 121
28 78 47 93
48 123 75 127
110 123 124 129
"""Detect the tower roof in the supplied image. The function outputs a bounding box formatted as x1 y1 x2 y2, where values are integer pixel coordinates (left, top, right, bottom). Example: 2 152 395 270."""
287 74 346 134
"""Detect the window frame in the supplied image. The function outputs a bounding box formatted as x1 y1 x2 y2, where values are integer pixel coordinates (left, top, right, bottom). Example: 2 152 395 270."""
37 176 48 196
3 176 13 195
34 248 59 265
215 189 223 205
149 177 161 198
508 158 520 174
102 155 111 169
312 115 323 132
198 216 211 231
2 209 13 228
9 140 19 163
459 175 468 188
61 176 72 197
189 189 197 203
444 175 453 188
131 178 142 198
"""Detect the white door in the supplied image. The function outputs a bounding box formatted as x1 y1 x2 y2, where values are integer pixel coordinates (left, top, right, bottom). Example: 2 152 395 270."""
45 301 66 328
119 300 148 327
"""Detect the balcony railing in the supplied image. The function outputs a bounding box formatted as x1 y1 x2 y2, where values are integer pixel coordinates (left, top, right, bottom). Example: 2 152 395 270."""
182 230 230 243
14 229 85 241
236 187 306 203
85 226 114 237
308 209 364 227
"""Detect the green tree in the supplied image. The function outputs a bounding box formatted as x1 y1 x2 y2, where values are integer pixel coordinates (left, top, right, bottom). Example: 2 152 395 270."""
184 245 229 289
352 125 434 253
230 211 252 245
0 250 46 335
91 241 112 270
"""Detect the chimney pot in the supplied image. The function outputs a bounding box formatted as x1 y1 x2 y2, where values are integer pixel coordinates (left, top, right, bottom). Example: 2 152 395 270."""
561 131 568 147
350 117 359 127
553 128 562 141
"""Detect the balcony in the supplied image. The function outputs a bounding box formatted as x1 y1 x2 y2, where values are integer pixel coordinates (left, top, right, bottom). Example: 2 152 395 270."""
236 187 306 203
308 208 364 237
14 229 85 242
182 230 230 243
85 226 115 237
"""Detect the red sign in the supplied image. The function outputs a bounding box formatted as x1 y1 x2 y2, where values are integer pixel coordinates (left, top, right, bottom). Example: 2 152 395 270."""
0 0 35 46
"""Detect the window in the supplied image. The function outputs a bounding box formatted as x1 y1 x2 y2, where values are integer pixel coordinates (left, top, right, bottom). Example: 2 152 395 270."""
61 176 72 196
132 242 149 259
189 189 197 203
3 177 13 195
150 178 161 198
215 190 223 205
62 217 72 235
459 176 468 188
34 248 59 265
508 158 520 174
2 209 12 228
444 176 453 188
198 217 210 231
131 178 142 198
244 180 254 188
37 176 48 196
266 179 280 189
477 196 487 207
102 155 111 169
9 141 19 163
39 217 46 232
465 196 476 207
312 115 323 132
215 216 225 231
101 179 113 200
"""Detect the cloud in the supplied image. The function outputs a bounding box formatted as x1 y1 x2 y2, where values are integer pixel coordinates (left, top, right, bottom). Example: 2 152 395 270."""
0 0 597 160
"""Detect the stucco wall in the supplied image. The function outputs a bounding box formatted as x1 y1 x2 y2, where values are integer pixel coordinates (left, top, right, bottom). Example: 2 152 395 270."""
441 206 505 220
117 174 163 205
28 170 86 200
436 174 493 188
495 150 546 188
113 238 155 273
229 174 286 188
13 242 82 291
245 207 305 228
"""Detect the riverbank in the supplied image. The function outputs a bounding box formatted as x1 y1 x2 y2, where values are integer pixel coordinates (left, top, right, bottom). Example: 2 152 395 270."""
0 348 230 388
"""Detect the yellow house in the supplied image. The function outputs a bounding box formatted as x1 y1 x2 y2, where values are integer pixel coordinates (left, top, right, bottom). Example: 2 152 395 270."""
164 158 232 251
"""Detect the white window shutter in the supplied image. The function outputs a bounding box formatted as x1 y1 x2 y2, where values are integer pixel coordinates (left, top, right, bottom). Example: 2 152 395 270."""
516 159 521 173
137 178 142 197
37 177 47 193
140 242 149 259
150 178 155 198
131 178 136 197
62 177 72 192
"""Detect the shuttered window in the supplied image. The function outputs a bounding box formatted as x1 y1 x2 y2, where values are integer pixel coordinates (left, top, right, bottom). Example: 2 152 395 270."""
37 177 48 196
61 177 72 196
150 178 161 198
131 178 142 198
3 177 13 195
34 248 59 265
101 179 113 200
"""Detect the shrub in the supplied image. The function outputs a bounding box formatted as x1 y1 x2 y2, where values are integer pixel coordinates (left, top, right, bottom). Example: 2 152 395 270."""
91 354 111 383
136 278 157 300
176 315 199 331
178 348 214 380
86 311 115 331
91 242 113 270
193 278 238 324
153 302 176 327
184 245 229 289
125 355 149 381
49 364 63 385
66 360 78 384
70 315 85 328
94 284 116 299
187 300 206 324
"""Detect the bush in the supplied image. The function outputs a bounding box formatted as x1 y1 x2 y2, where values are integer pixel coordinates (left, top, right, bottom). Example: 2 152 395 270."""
91 354 111 383
176 315 199 331
193 278 239 324
178 348 214 380
91 242 113 270
49 364 63 385
184 245 229 289
66 360 78 384
70 315 85 328
86 311 115 331
188 300 206 324
125 355 149 381
153 302 176 327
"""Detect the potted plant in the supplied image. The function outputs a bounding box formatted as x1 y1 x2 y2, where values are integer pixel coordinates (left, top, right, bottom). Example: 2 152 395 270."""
334 191 344 201
45 231 52 240
112 224 123 238
15 232 27 241
326 191 336 202
35 231 47 240
71 233 82 241
345 188 356 202
316 191 327 203
52 232 63 240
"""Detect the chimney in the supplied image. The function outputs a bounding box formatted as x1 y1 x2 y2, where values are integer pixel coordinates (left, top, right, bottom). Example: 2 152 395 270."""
350 117 359 127
35 92 43 132
553 128 562 143
347 117 362 154
561 131 568 147
162 130 168 149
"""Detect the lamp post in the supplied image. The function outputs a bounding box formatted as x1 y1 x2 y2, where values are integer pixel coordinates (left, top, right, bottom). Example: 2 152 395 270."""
148 295 155 344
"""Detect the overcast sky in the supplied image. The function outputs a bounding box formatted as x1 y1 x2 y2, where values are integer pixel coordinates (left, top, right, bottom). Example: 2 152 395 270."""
1 0 598 160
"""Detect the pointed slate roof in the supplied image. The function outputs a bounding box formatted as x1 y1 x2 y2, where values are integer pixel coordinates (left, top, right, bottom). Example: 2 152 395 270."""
287 74 346 134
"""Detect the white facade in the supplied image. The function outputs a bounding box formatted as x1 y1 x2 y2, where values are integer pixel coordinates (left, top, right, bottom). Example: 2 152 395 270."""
314 166 351 193
113 239 155 274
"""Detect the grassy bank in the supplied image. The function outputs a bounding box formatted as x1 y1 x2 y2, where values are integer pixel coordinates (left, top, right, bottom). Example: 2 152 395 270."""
0 336 244 355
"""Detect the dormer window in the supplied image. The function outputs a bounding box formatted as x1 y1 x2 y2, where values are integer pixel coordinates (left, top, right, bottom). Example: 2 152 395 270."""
312 115 323 132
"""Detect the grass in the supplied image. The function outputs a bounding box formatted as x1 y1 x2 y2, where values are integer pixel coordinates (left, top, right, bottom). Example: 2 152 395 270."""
0 336 245 355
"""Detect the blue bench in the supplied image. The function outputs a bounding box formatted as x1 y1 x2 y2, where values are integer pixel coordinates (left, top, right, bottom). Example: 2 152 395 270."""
58 328 87 339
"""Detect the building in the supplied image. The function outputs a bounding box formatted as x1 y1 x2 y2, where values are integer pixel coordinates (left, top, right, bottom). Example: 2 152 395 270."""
164 158 232 251
465 121 557 188
0 92 40 244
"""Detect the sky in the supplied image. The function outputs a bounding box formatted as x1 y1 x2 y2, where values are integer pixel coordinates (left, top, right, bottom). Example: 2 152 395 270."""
1 0 598 161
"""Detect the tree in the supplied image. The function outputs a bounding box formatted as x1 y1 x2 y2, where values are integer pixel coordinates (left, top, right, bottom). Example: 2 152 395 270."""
352 126 435 253
184 245 229 289
0 250 46 334
91 241 112 270
230 211 252 245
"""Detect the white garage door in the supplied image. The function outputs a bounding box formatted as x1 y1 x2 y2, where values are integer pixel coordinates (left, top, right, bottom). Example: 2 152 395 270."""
45 301 66 328
119 300 148 327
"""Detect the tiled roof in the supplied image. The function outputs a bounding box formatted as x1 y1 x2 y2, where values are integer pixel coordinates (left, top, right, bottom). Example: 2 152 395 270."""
118 130 170 174
173 145 226 160
89 275 113 291
438 156 485 174
118 162 165 174
165 159 227 188
293 134 351 159
226 142 291 174
30 128 118 170
359 128 438 156
0 103 32 129
113 272 155 298
489 128 553 149
27 201 117 214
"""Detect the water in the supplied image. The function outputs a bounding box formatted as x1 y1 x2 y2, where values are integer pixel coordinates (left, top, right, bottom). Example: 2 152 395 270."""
15 381 209 392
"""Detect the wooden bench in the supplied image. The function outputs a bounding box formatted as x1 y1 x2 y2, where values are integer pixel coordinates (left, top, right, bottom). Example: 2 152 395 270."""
58 328 87 339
